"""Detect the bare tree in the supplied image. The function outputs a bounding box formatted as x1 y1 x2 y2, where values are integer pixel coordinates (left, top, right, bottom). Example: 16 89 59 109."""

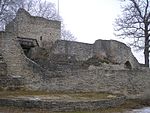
0 0 16 30
114 0 150 67
61 24 76 41
0 0 76 41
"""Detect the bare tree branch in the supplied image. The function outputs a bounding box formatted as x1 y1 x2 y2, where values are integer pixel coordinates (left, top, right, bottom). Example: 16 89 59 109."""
0 0 76 41
114 0 150 67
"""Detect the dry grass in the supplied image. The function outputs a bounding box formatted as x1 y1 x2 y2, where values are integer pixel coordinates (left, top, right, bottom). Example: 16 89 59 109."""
0 91 115 100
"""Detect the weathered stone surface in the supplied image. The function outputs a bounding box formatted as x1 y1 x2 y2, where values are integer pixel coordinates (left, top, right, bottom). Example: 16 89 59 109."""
93 39 140 69
0 32 7 76
5 8 61 49
0 31 46 90
0 9 150 101
38 69 150 98
0 62 7 76
27 47 49 62
51 40 140 69
0 76 24 90
1 32 26 76
28 46 83 71
51 40 94 61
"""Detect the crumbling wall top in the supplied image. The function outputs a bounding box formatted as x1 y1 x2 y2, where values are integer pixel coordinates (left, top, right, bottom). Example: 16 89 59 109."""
5 8 61 48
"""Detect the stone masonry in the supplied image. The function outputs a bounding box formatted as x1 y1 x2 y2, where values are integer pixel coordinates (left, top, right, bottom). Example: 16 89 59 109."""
0 32 7 76
0 8 150 99
51 40 140 69
6 8 61 49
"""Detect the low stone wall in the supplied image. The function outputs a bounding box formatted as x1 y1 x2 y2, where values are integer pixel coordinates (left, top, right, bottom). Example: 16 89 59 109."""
0 96 126 112
40 69 150 97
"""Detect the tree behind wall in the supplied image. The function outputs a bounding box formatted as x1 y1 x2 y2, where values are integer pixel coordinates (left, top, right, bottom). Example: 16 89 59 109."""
114 0 150 67
0 0 76 41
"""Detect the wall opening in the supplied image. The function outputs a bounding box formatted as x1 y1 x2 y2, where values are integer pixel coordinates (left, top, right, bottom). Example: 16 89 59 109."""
17 37 39 56
124 61 132 69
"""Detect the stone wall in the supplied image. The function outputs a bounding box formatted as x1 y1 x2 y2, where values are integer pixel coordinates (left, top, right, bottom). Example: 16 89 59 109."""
1 9 149 99
0 76 24 90
38 68 150 98
6 8 61 48
0 32 7 76
1 32 26 76
0 55 7 76
0 32 150 98
0 96 126 112
0 31 50 90
93 39 139 68
51 40 140 68
51 40 94 61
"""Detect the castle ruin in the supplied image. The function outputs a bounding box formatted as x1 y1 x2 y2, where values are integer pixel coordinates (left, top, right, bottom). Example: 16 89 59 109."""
0 8 150 98
6 8 61 48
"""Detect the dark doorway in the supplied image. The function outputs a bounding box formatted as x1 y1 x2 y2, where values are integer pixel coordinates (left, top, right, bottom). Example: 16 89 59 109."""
17 37 39 56
124 61 132 69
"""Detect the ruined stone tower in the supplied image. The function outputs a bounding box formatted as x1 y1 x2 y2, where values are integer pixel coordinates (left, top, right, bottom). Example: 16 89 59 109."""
6 8 61 48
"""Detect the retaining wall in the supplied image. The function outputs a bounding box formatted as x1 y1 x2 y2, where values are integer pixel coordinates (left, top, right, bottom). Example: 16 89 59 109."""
0 96 126 112
41 69 150 97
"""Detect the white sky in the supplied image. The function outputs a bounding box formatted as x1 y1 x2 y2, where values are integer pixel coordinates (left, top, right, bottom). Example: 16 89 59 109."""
47 0 144 63
58 0 120 43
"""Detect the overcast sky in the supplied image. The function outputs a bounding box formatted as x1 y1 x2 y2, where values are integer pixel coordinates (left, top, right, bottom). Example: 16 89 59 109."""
58 0 121 43
47 0 144 63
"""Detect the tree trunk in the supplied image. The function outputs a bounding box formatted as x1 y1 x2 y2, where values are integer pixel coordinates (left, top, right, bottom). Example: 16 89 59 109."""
144 25 149 67
144 46 149 67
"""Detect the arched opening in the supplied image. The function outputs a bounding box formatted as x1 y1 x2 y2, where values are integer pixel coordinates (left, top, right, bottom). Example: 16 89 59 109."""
124 61 132 69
